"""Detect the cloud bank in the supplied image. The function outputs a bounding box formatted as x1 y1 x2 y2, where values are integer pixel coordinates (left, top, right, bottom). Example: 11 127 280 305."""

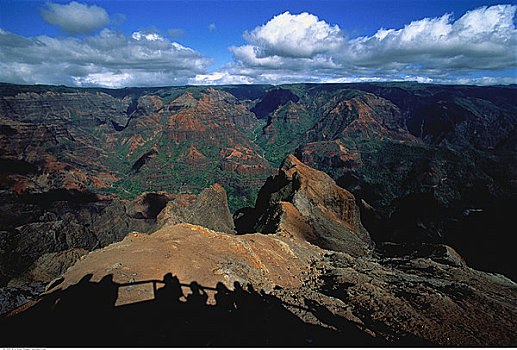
40 1 110 35
1 2 516 87
193 5 517 85
0 29 213 87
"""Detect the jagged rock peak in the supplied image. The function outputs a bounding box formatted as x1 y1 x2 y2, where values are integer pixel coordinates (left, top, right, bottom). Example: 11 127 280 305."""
157 183 235 234
235 154 373 256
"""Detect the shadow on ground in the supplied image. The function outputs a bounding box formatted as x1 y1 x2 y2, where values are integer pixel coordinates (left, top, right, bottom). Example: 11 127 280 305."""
0 273 430 347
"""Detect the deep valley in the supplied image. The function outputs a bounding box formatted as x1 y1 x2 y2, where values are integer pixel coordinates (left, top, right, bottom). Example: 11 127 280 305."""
1 82 516 346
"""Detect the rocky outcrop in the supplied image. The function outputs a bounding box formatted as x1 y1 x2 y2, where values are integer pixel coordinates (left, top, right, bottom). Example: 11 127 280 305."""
5 248 88 288
25 248 88 283
235 155 372 256
46 223 322 302
0 281 47 316
304 91 417 143
0 190 160 287
295 140 363 170
3 221 515 346
299 249 517 346
0 180 237 290
157 184 235 233
251 85 516 281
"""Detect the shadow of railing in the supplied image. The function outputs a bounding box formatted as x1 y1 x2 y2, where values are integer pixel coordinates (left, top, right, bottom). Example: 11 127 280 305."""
118 278 216 292
0 272 429 347
116 277 310 312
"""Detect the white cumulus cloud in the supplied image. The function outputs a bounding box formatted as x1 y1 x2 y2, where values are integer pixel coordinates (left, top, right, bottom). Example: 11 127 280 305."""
3 4 516 87
40 1 110 35
131 31 162 41
0 28 213 88
241 11 344 58
345 4 517 72
202 5 517 85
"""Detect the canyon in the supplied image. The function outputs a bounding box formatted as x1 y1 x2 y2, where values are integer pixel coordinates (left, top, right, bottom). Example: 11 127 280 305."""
0 82 516 346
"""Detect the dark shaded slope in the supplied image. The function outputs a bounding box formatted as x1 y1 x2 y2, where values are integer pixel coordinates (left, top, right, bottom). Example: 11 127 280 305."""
251 88 300 119
250 83 517 281
0 273 413 347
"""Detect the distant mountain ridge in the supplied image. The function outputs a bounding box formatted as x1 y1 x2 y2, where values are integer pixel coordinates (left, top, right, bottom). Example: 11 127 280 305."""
1 81 516 285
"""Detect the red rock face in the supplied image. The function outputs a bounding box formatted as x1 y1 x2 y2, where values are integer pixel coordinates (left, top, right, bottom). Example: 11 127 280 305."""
236 154 372 256
296 140 363 170
125 89 271 192
5 189 516 346
0 87 272 201
305 92 418 143
274 155 372 255
164 89 259 143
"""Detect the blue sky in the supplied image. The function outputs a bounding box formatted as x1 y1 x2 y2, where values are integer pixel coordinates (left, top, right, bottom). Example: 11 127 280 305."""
0 0 516 87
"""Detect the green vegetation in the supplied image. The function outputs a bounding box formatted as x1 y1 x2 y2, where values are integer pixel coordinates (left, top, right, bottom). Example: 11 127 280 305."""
7 81 514 218
224 184 261 213
254 104 318 168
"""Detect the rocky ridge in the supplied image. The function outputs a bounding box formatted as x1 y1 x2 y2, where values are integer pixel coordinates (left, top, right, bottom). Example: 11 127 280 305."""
156 183 235 233
235 155 372 256
2 156 516 346
0 184 236 289
0 85 271 210
1 83 517 343
253 84 516 280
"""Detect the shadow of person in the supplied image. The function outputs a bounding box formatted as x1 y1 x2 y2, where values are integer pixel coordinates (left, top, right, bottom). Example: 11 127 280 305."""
173 281 209 344
70 274 118 316
26 273 120 346
186 281 208 306
97 274 119 309
232 281 246 311
53 273 95 315
88 274 119 344
156 273 183 306
214 282 234 314
245 283 265 310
